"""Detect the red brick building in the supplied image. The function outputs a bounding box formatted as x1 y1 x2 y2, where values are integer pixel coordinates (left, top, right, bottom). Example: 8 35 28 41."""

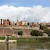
17 21 22 26
32 22 36 26
3 19 10 26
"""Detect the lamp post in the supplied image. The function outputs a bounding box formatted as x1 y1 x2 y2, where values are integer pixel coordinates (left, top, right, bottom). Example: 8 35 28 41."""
6 35 9 50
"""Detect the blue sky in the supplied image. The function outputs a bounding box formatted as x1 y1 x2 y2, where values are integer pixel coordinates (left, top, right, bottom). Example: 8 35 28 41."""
0 0 50 22
0 0 50 7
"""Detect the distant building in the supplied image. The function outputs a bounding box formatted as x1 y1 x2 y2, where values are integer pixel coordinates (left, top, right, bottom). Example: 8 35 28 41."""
22 21 28 26
40 22 46 26
47 23 50 27
47 23 50 29
17 21 22 26
27 22 32 26
32 22 36 26
3 19 10 26
16 21 28 26
32 22 39 27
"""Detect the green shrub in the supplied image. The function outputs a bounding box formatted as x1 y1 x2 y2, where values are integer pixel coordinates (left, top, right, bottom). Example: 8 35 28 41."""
30 30 43 36
18 31 23 36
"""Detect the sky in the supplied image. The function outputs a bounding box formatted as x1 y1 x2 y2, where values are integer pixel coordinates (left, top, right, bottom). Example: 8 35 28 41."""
0 0 50 22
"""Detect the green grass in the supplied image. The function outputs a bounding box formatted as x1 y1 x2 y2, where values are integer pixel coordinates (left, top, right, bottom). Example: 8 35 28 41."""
9 36 17 40
0 36 50 44
0 36 5 40
16 38 50 44
8 36 50 44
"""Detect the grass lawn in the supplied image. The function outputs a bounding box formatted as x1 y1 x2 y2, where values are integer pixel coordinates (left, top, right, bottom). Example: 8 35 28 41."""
0 36 50 44
0 36 5 40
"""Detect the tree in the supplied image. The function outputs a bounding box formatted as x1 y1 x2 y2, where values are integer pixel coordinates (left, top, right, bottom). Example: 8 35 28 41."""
30 30 43 36
44 29 50 36
18 31 23 36
40 25 48 30
41 25 50 36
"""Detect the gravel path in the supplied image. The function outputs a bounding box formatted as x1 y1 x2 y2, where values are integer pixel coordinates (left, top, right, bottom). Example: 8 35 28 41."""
0 40 17 42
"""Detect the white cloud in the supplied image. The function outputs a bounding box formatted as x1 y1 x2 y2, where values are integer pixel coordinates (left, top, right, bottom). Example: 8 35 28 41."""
0 5 50 22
